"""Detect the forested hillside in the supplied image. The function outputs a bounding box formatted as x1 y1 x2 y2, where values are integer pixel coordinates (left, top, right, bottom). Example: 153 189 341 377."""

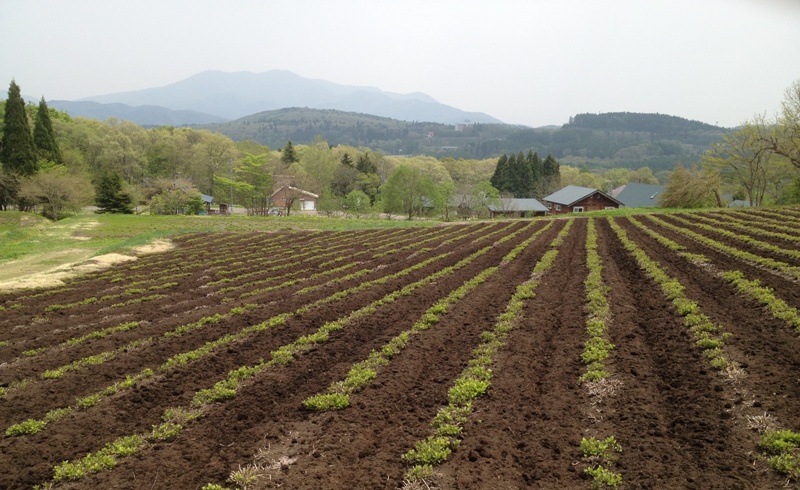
199 109 728 171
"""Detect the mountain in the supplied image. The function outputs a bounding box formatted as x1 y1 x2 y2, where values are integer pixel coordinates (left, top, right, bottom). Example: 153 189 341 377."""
199 108 727 170
48 100 228 126
77 70 503 125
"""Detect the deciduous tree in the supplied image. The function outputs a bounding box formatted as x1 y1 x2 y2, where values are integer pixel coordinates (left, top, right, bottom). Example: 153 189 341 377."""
702 120 771 206
659 164 721 208
18 165 94 220
381 165 436 220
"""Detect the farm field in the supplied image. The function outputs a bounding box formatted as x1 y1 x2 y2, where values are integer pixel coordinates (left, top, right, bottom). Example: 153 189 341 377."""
1 207 800 489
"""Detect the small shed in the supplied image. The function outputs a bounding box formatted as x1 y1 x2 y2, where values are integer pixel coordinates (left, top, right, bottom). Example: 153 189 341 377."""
543 185 621 214
201 194 214 214
487 198 549 218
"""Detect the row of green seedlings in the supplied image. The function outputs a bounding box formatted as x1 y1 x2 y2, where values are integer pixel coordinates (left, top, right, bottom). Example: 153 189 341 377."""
3 305 256 436
743 207 800 224
667 213 800 261
1 336 153 401
204 228 400 296
4 249 400 411
5 242 465 438
314 227 435 269
609 218 731 369
400 220 573 485
579 218 622 489
721 271 800 332
211 225 445 299
8 234 455 402
302 220 556 411
372 222 497 258
690 212 800 246
622 217 800 481
7 234 416 391
204 221 555 489
723 210 800 237
41 281 178 314
88 231 307 290
87 231 238 281
643 215 800 281
214 224 492 301
211 226 422 279
626 216 800 334
42 220 526 486
2 320 141 377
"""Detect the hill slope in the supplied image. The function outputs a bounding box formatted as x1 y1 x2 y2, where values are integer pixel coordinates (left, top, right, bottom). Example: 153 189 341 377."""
199 109 727 170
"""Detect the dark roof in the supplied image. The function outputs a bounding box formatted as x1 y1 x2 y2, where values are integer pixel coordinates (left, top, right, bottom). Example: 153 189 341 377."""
543 185 621 206
613 183 665 208
487 198 549 213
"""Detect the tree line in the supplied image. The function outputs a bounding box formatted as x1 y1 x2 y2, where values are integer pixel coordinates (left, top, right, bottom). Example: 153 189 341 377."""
489 151 561 199
2 78 798 220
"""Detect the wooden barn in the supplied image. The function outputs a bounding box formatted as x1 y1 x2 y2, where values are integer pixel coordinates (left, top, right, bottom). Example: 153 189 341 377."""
543 185 621 214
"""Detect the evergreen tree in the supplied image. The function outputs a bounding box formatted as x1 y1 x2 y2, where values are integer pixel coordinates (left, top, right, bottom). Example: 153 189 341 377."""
541 154 561 195
490 154 510 193
0 80 38 175
95 172 133 214
280 140 298 165
509 151 533 197
528 151 542 185
33 98 62 164
340 152 353 167
356 153 377 174
542 154 560 181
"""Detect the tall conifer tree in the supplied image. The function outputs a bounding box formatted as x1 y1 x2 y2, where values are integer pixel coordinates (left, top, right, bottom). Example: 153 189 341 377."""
509 151 533 197
490 154 509 193
33 98 62 164
0 80 38 175
280 140 298 165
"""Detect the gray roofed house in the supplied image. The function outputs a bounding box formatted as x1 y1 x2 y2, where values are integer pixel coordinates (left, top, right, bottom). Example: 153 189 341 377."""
609 183 666 208
543 185 621 214
487 198 549 218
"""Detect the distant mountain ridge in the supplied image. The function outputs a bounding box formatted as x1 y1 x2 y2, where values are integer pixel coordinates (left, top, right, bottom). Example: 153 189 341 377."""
69 70 502 125
48 100 228 126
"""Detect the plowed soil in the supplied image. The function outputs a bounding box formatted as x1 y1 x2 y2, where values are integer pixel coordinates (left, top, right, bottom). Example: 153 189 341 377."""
1 210 798 489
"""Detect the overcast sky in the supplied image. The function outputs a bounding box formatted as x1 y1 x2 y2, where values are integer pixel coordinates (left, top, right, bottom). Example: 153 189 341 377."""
2 0 799 127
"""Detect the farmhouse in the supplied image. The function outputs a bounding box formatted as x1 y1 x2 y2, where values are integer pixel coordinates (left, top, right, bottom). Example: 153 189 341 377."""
543 185 621 214
609 182 666 208
271 184 319 212
487 198 549 218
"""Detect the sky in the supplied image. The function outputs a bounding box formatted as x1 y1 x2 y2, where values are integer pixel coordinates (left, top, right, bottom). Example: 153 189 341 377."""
2 0 799 128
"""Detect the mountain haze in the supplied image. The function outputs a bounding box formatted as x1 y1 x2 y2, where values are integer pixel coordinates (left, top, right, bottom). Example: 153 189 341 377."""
78 70 502 125
48 100 228 125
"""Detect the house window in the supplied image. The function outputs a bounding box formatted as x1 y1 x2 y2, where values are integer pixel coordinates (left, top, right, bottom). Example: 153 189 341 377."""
555 204 561 211
573 206 584 213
